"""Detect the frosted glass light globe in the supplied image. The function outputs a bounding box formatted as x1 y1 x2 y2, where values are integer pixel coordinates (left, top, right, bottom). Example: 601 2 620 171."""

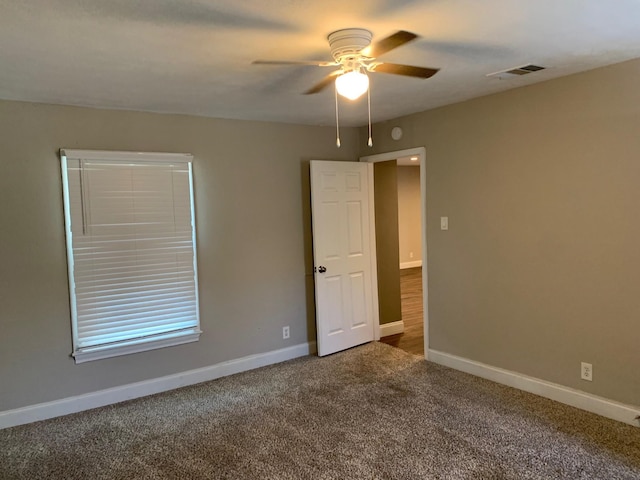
335 71 369 100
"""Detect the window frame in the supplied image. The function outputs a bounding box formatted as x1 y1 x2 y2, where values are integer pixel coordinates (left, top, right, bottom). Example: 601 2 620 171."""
59 149 201 363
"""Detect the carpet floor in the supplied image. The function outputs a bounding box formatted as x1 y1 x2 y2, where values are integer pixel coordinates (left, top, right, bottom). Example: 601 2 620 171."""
1 342 639 479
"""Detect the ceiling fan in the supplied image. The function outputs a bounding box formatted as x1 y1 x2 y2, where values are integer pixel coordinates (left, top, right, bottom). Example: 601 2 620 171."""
253 28 440 100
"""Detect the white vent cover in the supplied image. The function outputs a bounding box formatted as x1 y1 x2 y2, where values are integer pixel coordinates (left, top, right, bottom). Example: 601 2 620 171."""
487 64 546 79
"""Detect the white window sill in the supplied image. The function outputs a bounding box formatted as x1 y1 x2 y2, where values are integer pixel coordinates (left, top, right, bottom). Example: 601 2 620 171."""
72 329 202 364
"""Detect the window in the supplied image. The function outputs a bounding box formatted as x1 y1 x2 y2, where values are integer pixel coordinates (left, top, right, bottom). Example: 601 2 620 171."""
60 149 200 363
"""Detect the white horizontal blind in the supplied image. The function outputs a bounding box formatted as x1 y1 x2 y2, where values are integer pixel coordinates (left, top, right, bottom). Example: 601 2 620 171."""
60 150 200 362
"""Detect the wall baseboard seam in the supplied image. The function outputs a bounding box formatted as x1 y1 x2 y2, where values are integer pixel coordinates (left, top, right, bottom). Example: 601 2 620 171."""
380 320 404 337
428 349 640 427
0 341 317 430
400 260 422 269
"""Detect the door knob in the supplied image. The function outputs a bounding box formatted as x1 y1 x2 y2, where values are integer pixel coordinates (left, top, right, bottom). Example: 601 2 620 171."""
318 266 327 273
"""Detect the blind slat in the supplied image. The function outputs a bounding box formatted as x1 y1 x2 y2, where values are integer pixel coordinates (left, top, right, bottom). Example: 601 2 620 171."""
78 301 194 329
77 325 198 348
75 282 195 299
78 307 198 334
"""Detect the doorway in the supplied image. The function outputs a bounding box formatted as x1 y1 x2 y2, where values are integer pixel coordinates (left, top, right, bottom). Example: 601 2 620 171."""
359 147 428 359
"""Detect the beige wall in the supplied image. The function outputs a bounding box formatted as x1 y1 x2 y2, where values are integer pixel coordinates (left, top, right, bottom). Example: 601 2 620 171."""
373 161 402 325
3 57 639 413
361 58 640 407
397 166 422 266
0 100 360 410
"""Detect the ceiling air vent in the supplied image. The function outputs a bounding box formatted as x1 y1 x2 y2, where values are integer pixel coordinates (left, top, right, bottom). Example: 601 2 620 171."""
486 64 546 79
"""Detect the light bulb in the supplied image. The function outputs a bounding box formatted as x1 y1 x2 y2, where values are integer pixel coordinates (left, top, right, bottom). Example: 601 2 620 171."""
335 71 369 100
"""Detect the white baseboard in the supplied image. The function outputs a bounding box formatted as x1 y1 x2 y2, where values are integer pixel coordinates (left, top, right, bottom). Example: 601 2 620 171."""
0 341 316 430
400 260 422 269
380 320 404 337
428 349 640 427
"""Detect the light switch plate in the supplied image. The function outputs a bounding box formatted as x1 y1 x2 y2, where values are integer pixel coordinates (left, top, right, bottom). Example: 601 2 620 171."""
440 217 449 230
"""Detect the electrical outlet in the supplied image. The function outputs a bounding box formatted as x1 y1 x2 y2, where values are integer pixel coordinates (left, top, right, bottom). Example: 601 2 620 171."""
409 251 414 259
581 362 593 381
282 326 290 339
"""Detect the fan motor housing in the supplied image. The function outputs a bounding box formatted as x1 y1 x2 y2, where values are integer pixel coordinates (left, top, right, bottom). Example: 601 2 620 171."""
328 28 372 63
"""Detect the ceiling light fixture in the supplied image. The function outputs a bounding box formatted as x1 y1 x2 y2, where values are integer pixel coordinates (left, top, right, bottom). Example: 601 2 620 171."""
335 70 369 100
410 156 418 161
334 68 373 148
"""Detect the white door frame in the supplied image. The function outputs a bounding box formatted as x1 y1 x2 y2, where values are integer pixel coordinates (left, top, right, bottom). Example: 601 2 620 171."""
359 147 429 359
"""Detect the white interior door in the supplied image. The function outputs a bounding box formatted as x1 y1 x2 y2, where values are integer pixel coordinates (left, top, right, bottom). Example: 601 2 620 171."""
310 160 377 356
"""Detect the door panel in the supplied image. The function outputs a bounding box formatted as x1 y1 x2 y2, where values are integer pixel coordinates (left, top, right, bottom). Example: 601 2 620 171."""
346 202 364 255
325 275 344 335
349 272 367 328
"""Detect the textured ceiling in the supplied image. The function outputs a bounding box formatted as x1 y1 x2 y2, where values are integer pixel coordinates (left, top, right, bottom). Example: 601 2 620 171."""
1 0 639 127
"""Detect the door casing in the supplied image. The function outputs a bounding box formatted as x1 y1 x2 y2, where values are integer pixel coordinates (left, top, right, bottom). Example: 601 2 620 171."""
359 147 429 359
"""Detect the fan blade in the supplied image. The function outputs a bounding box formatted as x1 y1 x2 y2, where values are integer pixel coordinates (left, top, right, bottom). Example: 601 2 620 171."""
361 30 418 58
253 60 337 67
370 63 439 79
304 70 342 94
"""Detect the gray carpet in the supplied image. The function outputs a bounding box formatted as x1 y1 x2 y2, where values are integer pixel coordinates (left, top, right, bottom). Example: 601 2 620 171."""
1 342 639 479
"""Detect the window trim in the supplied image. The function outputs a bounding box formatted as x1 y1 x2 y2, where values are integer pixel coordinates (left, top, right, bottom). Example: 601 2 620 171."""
60 149 201 363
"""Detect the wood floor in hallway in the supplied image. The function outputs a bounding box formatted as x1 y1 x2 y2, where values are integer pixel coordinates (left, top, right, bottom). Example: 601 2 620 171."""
380 267 424 356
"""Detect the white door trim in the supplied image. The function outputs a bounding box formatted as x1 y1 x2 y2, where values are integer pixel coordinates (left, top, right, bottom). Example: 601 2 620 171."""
359 147 429 359
368 164 381 341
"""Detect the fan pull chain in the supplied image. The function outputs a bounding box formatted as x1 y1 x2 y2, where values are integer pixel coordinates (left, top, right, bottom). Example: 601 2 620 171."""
367 81 373 147
335 85 341 148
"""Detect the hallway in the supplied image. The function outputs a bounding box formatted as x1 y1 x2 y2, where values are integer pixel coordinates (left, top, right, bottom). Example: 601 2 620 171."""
380 267 424 356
